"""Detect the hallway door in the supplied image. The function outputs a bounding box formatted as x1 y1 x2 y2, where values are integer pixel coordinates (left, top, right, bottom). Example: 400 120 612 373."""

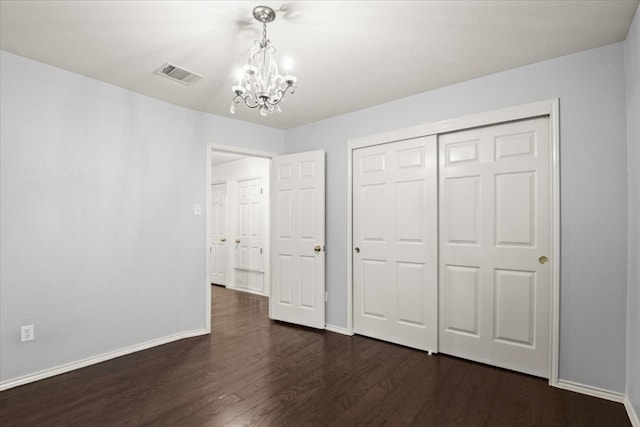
210 182 227 285
235 177 265 293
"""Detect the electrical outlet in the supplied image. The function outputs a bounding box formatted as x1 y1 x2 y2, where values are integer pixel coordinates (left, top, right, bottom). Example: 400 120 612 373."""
21 325 34 342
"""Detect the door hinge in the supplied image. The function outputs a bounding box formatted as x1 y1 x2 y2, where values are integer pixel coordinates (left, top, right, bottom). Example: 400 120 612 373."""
325 291 328 302
260 188 263 194
260 248 263 254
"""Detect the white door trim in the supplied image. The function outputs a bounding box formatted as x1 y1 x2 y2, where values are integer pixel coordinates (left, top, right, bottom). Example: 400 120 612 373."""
346 98 560 385
205 143 277 334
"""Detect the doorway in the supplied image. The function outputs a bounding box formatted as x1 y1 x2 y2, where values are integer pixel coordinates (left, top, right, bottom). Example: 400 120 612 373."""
205 144 275 333
205 145 327 334
347 99 560 384
208 154 270 296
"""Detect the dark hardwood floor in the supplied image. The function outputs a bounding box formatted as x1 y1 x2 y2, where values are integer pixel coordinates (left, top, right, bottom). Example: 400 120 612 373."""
0 286 631 426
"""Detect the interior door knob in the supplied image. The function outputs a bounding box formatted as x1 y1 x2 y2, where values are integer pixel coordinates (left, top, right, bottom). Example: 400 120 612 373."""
538 255 549 264
235 239 241 244
314 245 322 252
355 247 360 253
220 238 226 242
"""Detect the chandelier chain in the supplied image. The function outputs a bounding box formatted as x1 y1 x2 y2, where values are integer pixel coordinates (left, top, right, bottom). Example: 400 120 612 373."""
262 23 268 46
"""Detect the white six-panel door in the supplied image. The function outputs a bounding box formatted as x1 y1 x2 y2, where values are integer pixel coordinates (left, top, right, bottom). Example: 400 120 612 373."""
439 117 551 377
235 178 265 293
210 182 227 285
271 150 325 329
353 136 438 352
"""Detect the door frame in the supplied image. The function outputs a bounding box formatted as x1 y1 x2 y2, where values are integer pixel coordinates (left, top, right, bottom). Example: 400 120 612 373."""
346 98 560 386
205 143 277 334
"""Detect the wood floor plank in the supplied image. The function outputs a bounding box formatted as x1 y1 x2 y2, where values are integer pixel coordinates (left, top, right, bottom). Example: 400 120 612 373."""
0 286 632 426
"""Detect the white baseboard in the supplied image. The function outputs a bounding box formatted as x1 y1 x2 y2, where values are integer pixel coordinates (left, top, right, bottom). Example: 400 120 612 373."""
555 379 625 403
226 285 269 297
0 329 207 391
325 324 354 336
626 397 640 427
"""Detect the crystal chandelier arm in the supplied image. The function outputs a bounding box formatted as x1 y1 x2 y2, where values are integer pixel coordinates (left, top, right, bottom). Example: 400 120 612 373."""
233 93 262 109
263 83 296 106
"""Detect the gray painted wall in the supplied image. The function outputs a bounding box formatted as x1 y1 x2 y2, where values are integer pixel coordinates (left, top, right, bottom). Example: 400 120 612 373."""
0 51 284 383
285 43 629 392
625 5 640 418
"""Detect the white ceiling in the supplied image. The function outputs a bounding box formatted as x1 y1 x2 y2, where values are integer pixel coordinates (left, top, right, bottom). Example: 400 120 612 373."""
211 151 248 167
1 1 638 129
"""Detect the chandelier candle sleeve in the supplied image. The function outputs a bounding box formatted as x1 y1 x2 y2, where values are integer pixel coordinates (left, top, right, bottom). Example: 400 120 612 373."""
230 5 297 116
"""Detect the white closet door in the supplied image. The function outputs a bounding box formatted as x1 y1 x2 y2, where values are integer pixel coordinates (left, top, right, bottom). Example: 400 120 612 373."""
353 136 438 352
271 150 325 329
210 182 227 285
439 117 551 377
235 178 264 293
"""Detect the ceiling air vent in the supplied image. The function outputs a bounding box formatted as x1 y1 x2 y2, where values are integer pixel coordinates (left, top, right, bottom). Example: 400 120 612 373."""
154 62 202 85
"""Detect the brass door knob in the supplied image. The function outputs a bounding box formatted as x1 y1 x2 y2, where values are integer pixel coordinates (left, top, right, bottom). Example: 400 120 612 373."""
355 247 360 253
538 256 549 265
220 238 226 242
314 245 322 252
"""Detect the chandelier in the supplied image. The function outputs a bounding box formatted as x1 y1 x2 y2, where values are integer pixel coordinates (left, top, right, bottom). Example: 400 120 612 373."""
230 6 297 117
